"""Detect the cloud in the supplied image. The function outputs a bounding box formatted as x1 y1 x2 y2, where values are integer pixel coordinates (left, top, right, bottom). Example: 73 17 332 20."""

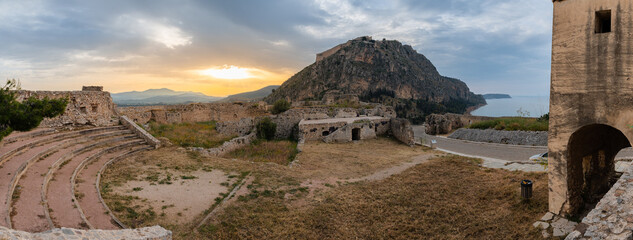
0 0 554 96
116 15 193 49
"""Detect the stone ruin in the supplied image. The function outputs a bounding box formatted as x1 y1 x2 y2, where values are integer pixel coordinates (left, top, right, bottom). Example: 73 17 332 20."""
548 0 633 238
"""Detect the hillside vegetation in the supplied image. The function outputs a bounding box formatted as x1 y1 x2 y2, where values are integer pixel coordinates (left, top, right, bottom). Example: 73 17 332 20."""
468 116 548 131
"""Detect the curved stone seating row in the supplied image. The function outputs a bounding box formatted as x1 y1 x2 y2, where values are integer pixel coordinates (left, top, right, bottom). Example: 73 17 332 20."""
0 125 153 234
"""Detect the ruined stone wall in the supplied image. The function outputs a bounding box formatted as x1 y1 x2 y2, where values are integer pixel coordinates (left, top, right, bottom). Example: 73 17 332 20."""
116 102 268 125
190 132 256 157
216 117 258 136
272 105 395 139
15 89 118 127
0 226 171 240
298 117 389 143
549 0 633 216
425 113 497 135
390 118 415 146
120 116 161 148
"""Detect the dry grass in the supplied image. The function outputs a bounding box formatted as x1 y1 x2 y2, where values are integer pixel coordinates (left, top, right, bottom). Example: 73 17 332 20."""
196 155 548 240
147 121 236 148
225 140 298 165
102 137 548 240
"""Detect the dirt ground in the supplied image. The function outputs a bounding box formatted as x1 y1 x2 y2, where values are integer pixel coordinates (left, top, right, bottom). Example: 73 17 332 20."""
102 136 548 239
111 169 233 224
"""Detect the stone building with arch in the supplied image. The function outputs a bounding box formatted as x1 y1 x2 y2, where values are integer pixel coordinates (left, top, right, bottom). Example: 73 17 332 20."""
550 0 633 216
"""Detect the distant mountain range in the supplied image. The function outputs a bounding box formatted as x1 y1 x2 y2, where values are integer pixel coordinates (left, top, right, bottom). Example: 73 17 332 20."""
111 88 223 106
219 85 279 102
112 86 280 106
482 94 511 99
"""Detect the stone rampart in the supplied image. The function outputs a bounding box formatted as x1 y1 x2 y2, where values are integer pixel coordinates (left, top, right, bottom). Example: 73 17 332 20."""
390 118 415 146
116 102 268 125
15 89 118 127
120 116 161 148
448 128 547 146
0 226 171 240
216 117 258 136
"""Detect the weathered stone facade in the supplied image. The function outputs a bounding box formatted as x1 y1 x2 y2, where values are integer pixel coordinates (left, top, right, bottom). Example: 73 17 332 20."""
15 88 118 127
549 0 633 216
298 116 390 143
116 102 268 125
390 118 415 146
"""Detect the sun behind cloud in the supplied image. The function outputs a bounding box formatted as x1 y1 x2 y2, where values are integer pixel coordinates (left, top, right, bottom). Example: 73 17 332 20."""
197 65 257 79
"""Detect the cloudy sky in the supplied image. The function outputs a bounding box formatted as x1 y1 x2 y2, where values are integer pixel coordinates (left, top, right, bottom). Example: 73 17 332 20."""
0 0 553 97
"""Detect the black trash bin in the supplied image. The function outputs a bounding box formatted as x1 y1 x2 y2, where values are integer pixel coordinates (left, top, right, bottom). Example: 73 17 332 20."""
521 180 533 199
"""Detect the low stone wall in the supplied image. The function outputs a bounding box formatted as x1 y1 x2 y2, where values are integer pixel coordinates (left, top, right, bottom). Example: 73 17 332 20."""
191 132 256 157
216 118 258 136
0 226 171 240
425 113 497 135
566 164 633 239
120 116 161 148
15 89 118 127
448 128 547 146
116 102 268 125
390 118 415 146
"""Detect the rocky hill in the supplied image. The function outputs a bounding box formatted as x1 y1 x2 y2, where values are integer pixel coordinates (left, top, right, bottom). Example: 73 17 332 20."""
220 85 279 102
264 36 485 123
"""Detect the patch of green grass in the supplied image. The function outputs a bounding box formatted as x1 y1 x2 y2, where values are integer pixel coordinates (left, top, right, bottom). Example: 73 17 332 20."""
468 117 548 131
147 121 236 148
180 175 197 180
132 187 143 191
226 140 299 165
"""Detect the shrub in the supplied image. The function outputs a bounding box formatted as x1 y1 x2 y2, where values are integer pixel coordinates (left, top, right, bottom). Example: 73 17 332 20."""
272 99 290 114
0 79 68 141
256 117 277 140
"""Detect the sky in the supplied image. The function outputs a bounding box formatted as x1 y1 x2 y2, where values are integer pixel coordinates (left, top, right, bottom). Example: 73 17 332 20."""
0 0 553 97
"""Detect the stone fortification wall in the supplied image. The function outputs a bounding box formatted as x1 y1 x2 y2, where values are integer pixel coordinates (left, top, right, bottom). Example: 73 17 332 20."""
298 117 391 143
448 128 547 146
191 132 256 157
390 118 415 146
116 102 268 124
0 226 171 240
15 89 118 127
120 116 161 148
425 113 497 135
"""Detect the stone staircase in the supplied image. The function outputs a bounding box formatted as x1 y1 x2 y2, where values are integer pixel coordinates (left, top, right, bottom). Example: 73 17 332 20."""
0 125 158 235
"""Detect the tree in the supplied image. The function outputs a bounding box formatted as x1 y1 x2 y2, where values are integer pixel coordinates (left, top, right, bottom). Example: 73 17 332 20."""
256 117 277 140
0 80 68 141
272 99 290 114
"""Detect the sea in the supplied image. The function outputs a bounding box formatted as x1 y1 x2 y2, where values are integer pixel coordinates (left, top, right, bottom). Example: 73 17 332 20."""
470 96 550 118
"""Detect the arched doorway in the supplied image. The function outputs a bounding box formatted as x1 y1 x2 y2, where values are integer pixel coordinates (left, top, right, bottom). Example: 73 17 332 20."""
567 124 631 215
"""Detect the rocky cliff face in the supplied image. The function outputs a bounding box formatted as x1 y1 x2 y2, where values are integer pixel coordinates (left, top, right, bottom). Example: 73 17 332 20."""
265 37 484 110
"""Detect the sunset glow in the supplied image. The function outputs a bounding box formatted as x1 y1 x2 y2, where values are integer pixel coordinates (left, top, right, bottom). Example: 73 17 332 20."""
198 65 255 79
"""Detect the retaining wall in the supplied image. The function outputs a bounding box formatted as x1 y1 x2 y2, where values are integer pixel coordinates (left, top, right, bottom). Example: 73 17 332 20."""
120 116 161 148
425 113 497 135
448 128 547 146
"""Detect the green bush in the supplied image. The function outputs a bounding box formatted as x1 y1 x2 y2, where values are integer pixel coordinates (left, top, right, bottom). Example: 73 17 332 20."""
272 99 290 114
256 117 277 140
468 117 548 131
0 79 68 141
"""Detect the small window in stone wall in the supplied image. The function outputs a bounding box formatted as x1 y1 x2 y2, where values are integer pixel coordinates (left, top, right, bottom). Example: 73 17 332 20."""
80 106 87 114
595 10 612 33
91 104 98 112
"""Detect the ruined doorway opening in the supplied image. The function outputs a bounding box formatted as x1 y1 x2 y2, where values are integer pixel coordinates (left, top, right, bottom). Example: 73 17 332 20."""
352 128 361 141
567 124 630 215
